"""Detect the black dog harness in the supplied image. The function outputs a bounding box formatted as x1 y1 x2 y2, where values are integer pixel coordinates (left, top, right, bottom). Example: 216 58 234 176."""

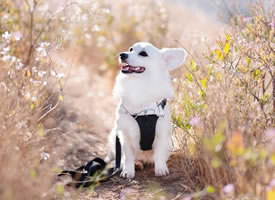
131 99 167 150
58 99 167 188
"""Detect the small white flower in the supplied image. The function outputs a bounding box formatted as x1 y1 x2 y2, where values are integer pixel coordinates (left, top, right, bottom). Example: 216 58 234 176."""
81 14 88 21
102 8 110 14
16 62 24 70
31 96 37 102
36 47 44 52
50 70 57 76
92 25 100 32
85 33 91 39
15 120 27 129
38 71 47 77
2 55 11 61
56 73 65 78
41 51 47 57
38 71 44 77
3 46 10 52
25 92 31 98
32 66 37 72
11 56 16 62
2 31 11 40
33 80 42 85
2 14 8 20
40 152 50 160
41 42 50 47
24 132 32 142
201 36 207 42
42 81 47 86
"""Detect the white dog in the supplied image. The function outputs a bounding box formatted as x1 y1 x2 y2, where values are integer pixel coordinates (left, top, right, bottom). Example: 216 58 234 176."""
106 42 186 179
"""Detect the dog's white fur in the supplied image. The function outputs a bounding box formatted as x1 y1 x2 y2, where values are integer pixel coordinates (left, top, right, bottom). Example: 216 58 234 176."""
106 42 186 179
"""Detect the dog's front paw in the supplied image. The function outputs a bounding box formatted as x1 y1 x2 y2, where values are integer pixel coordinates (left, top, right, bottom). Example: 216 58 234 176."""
120 169 135 179
155 163 169 177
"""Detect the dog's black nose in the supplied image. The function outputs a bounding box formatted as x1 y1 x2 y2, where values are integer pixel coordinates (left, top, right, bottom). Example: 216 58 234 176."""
120 53 128 60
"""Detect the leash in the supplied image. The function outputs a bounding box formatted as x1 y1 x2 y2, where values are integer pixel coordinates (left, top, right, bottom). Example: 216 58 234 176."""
58 136 121 188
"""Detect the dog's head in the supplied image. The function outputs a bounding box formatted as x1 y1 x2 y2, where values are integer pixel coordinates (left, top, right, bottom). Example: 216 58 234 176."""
119 42 186 76
114 42 186 106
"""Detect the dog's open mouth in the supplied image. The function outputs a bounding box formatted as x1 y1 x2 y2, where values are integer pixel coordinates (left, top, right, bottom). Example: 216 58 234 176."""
121 64 145 74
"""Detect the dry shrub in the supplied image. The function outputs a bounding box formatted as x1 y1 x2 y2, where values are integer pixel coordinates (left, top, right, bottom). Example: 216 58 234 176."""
173 1 275 199
0 0 80 199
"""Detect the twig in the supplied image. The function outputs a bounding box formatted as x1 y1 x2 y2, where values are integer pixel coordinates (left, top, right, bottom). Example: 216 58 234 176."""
37 95 60 122
173 39 207 97
25 0 37 65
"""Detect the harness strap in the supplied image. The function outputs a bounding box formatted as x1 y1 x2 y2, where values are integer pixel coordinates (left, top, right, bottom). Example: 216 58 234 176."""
120 99 167 117
159 99 167 109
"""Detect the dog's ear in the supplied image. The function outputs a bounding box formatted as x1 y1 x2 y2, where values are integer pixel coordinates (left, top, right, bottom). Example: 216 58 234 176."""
161 48 186 71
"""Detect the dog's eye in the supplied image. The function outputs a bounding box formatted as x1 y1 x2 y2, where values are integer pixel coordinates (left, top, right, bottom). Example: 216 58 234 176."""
139 51 148 57
129 48 133 52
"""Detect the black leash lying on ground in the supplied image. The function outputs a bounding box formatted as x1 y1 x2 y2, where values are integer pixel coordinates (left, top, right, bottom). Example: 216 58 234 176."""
58 136 121 188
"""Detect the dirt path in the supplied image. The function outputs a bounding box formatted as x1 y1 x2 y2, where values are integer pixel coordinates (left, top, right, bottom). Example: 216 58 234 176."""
54 65 190 200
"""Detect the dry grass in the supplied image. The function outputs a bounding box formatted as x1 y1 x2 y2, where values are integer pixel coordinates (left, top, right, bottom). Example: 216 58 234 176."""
0 0 274 199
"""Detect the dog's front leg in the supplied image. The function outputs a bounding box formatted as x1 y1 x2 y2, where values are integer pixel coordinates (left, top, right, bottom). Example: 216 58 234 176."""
120 137 135 179
153 147 169 176
153 125 170 176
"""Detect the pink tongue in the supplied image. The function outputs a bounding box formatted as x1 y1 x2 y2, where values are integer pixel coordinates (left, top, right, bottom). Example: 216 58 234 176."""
121 65 144 72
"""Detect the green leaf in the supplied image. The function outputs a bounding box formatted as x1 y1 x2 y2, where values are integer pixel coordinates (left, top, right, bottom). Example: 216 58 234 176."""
270 154 275 166
225 33 231 41
223 42 230 55
200 78 207 89
206 185 216 193
211 157 222 168
246 57 251 66
215 49 223 61
190 59 198 71
56 184 64 194
185 73 193 82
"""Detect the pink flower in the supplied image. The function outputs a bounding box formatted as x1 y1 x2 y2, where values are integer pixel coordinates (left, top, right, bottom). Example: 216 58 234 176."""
223 184 234 194
181 197 192 200
12 32 22 41
265 128 275 151
243 17 252 23
266 128 275 139
270 18 275 29
190 117 201 127
267 179 275 190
